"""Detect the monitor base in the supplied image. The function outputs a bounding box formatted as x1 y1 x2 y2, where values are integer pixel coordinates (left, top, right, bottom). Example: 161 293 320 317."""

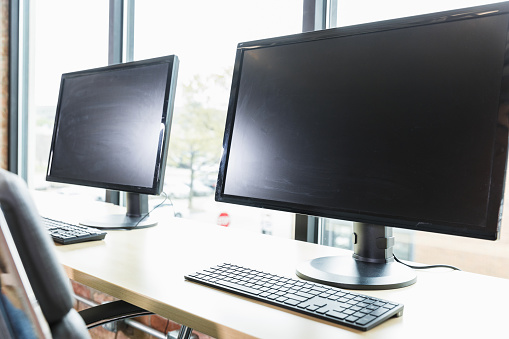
80 214 157 230
296 255 416 290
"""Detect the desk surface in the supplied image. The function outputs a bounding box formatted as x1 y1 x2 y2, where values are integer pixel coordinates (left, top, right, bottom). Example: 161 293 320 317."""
35 192 509 339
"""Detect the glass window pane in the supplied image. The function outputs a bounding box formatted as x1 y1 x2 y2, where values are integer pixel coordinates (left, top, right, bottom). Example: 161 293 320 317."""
31 0 108 200
134 1 302 238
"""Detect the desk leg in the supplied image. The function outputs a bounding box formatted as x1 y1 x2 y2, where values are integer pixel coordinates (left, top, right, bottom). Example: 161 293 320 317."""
177 325 193 339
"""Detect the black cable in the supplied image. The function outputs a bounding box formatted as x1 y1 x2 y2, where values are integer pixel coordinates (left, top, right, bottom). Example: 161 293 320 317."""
393 254 461 271
166 195 177 217
163 318 170 336
130 192 169 229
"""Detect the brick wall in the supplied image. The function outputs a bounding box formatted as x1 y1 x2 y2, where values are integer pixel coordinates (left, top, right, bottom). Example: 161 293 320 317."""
0 0 8 169
71 280 215 339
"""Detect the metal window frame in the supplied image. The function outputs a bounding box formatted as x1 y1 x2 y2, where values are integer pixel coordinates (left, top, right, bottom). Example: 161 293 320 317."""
295 0 329 243
8 0 19 174
108 0 134 65
106 0 128 205
8 0 26 177
302 0 327 32
109 0 124 66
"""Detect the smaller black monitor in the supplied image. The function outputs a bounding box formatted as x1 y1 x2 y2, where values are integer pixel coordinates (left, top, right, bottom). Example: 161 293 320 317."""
46 56 179 229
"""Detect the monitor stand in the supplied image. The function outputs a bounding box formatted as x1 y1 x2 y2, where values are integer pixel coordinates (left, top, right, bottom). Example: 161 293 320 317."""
296 222 417 290
80 193 158 229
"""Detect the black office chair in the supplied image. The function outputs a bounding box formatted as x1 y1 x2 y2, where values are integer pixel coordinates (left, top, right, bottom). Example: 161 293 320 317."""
0 169 151 338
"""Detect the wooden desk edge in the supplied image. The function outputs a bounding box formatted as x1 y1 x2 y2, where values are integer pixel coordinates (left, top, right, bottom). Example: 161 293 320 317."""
63 265 257 338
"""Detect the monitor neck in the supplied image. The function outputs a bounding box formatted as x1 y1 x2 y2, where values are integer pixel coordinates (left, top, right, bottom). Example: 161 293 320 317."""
352 223 395 264
296 222 416 290
126 192 149 217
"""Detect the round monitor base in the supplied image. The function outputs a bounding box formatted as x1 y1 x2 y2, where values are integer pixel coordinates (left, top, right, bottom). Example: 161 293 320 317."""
80 213 158 230
296 255 417 290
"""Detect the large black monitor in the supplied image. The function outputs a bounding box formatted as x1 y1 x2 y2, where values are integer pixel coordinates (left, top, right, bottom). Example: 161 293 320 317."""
216 2 509 289
47 56 179 229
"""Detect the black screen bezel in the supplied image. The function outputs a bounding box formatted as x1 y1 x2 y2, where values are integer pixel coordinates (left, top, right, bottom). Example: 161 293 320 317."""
46 55 179 195
216 3 509 240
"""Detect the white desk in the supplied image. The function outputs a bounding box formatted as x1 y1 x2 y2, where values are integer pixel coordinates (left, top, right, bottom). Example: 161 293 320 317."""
35 192 509 338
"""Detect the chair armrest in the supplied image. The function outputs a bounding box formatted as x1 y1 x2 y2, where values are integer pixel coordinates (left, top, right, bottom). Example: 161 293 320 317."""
78 300 152 329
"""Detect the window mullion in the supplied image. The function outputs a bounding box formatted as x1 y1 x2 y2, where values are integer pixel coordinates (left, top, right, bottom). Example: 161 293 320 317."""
295 0 329 243
109 0 124 65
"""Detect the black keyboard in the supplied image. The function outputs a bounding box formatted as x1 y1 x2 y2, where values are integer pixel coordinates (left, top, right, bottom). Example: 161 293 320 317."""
42 217 107 245
185 263 404 331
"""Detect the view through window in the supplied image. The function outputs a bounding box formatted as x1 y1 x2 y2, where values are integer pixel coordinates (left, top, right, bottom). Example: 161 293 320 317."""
133 1 302 238
29 1 301 239
31 0 108 201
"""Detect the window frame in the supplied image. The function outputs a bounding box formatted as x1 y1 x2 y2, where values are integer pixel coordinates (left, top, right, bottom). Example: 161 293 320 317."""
295 0 329 243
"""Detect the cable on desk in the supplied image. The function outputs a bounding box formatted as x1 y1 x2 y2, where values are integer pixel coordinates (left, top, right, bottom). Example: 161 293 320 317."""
130 192 169 229
393 254 461 271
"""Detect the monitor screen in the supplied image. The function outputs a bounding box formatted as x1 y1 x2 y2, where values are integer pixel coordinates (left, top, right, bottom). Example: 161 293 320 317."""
46 56 179 229
216 3 509 289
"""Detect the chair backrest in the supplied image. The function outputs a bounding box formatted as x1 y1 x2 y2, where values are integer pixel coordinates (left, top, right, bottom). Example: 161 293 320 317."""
0 209 52 338
0 169 90 338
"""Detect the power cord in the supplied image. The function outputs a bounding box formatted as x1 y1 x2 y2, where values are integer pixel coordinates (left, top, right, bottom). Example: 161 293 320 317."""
393 254 461 271
130 192 169 229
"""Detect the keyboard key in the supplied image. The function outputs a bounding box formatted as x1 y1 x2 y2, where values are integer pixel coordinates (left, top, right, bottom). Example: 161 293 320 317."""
316 307 330 315
284 293 309 302
284 299 301 306
297 301 312 308
216 279 262 295
328 311 349 320
346 315 360 322
357 314 376 326
307 305 320 311
371 307 390 317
